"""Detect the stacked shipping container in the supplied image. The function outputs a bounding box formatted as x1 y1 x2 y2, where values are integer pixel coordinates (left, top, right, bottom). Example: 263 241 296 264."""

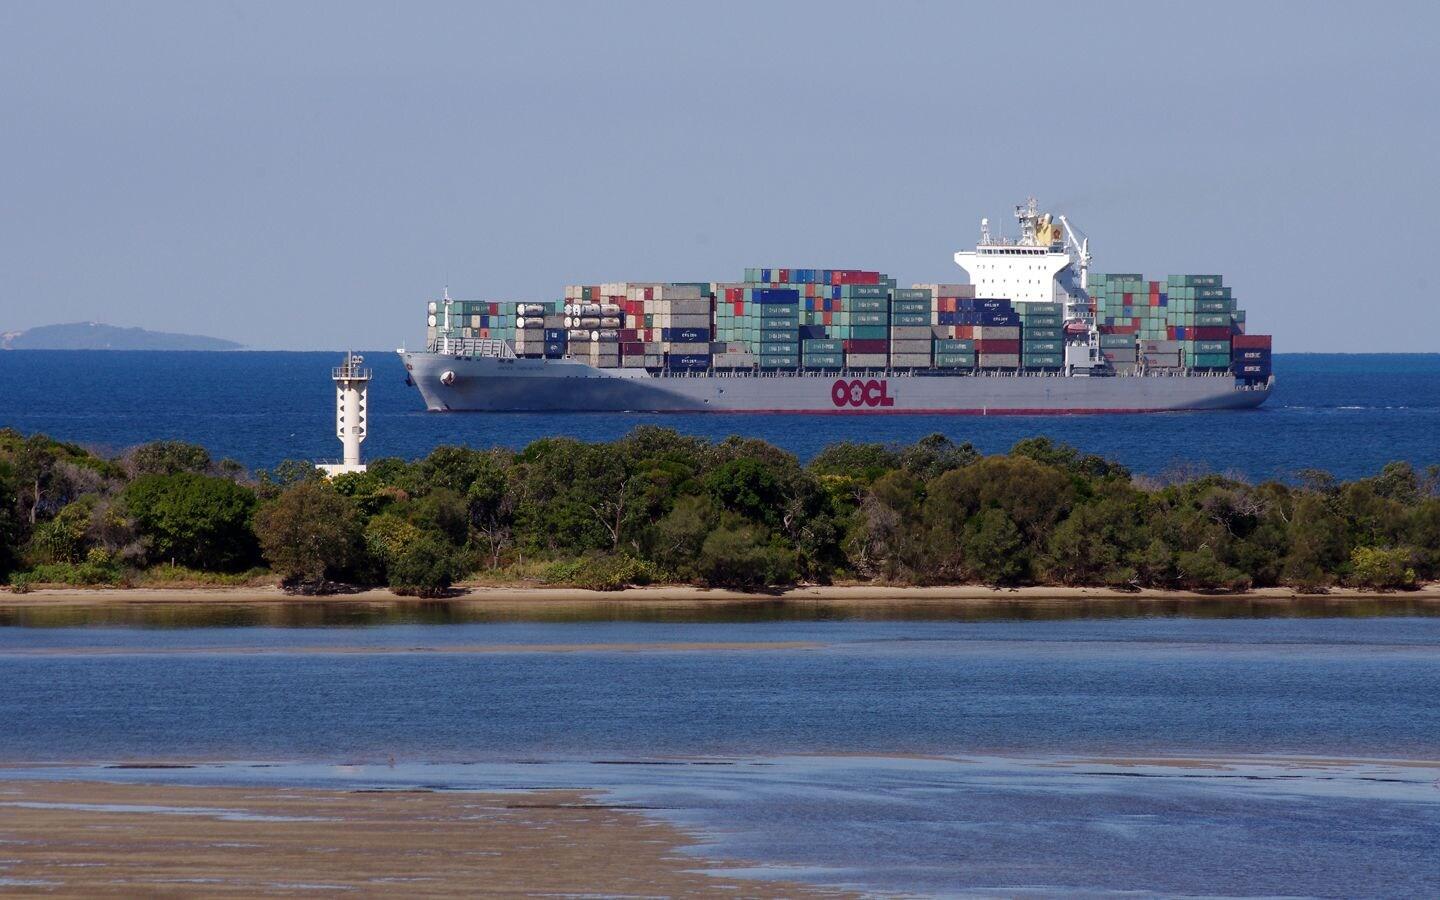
424 266 1268 381
1089 273 1270 381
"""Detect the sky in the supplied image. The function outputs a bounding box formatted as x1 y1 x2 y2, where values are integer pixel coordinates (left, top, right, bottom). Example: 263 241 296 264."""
1 1 1436 352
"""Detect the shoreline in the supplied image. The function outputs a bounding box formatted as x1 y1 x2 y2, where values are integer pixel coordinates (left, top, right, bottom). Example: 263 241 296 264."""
3 582 1439 610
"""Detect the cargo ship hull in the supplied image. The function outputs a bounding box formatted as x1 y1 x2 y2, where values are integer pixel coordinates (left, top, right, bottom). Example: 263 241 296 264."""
402 353 1271 413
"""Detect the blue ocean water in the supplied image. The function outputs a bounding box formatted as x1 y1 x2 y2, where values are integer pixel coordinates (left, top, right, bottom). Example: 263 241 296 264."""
2 617 1438 896
1 350 1437 479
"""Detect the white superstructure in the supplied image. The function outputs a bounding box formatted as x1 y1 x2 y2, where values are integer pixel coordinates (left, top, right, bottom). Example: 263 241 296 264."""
953 197 1088 306
318 352 371 477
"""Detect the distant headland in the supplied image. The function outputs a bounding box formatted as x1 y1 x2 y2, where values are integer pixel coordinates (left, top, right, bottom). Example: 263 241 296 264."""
1 322 242 351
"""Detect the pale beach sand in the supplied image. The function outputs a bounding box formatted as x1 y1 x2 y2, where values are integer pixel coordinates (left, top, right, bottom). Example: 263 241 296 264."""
4 582 1438 610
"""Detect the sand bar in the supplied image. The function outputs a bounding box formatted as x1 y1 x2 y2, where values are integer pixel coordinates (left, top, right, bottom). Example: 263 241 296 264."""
0 780 847 897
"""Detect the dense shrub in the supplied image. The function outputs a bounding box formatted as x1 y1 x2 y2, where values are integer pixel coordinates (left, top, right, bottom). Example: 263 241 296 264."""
122 474 259 571
253 482 363 588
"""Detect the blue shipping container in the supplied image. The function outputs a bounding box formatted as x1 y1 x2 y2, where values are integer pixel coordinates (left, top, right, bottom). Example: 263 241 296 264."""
670 354 712 368
752 288 800 304
662 327 709 342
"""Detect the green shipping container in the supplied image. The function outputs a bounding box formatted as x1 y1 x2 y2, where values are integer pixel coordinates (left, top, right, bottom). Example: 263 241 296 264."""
1099 334 1135 348
1196 299 1235 313
848 298 888 312
803 339 843 353
853 312 889 326
1022 354 1063 368
802 354 843 368
892 299 930 314
1023 315 1062 328
1024 327 1062 340
1020 302 1064 316
846 285 888 299
759 305 799 319
893 288 931 302
1022 340 1063 353
1193 353 1231 368
892 312 930 327
760 351 806 365
851 325 889 339
935 353 976 367
1195 341 1231 354
1195 313 1231 327
935 339 975 352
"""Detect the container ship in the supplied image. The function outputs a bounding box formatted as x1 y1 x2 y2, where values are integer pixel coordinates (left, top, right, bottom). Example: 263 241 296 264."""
400 199 1273 413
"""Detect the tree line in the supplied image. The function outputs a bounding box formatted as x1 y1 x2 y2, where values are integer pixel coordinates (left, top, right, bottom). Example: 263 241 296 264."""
1 426 1436 595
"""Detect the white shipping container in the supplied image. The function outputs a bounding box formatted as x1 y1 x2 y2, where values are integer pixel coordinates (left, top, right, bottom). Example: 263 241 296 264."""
655 285 704 301
845 353 888 367
978 353 1020 368
889 326 932 340
888 339 932 355
890 353 932 368
974 326 1021 340
665 341 711 354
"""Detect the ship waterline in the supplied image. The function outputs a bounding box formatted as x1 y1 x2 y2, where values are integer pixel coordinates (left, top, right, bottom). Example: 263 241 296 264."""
402 352 1271 413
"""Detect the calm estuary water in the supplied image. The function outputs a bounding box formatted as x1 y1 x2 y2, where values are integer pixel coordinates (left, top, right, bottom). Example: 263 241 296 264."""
3 614 1438 896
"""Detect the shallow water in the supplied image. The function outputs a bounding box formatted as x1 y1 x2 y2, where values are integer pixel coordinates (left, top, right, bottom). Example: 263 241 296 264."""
3 616 1437 896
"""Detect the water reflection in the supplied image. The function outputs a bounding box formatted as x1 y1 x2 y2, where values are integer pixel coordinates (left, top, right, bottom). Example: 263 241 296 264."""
2 595 1437 628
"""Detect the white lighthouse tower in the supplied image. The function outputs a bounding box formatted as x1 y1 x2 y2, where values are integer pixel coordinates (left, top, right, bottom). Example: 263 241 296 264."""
318 352 371 477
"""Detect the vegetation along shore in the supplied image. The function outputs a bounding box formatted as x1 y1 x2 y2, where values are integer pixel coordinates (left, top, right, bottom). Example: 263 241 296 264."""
1 426 1437 597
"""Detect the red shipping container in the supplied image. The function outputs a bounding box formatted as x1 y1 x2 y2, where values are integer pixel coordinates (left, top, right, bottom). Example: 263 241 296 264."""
844 338 887 353
974 339 1021 354
1232 334 1272 349
955 325 976 339
823 312 833 325
488 302 499 315
778 269 789 283
1192 326 1231 340
619 329 639 340
620 342 644 356
1149 295 1159 307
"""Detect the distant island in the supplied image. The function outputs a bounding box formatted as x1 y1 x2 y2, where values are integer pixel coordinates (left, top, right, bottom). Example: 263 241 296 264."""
1 322 242 351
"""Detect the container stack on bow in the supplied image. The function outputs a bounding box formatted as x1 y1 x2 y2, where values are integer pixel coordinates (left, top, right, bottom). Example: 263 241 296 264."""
1089 273 1269 378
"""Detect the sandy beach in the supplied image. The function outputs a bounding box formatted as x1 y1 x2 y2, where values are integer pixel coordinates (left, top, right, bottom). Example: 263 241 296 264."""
4 582 1439 611
0 780 845 897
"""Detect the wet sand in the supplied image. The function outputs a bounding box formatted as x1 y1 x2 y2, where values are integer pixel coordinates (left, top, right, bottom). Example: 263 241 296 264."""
0 780 845 897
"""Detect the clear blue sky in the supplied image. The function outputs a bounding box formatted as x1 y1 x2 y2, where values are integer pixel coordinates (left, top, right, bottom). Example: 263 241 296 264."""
2 1 1435 351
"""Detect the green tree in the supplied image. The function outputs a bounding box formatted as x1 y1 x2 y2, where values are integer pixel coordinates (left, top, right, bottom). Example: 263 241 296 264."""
1349 546 1416 590
253 482 364 587
1281 493 1349 589
696 523 797 589
387 533 463 597
706 457 788 528
26 497 96 565
961 508 1028 585
125 441 212 477
122 474 259 571
808 442 901 484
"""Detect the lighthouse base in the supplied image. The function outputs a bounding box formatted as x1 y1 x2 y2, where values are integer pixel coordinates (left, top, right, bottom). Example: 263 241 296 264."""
317 462 367 478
